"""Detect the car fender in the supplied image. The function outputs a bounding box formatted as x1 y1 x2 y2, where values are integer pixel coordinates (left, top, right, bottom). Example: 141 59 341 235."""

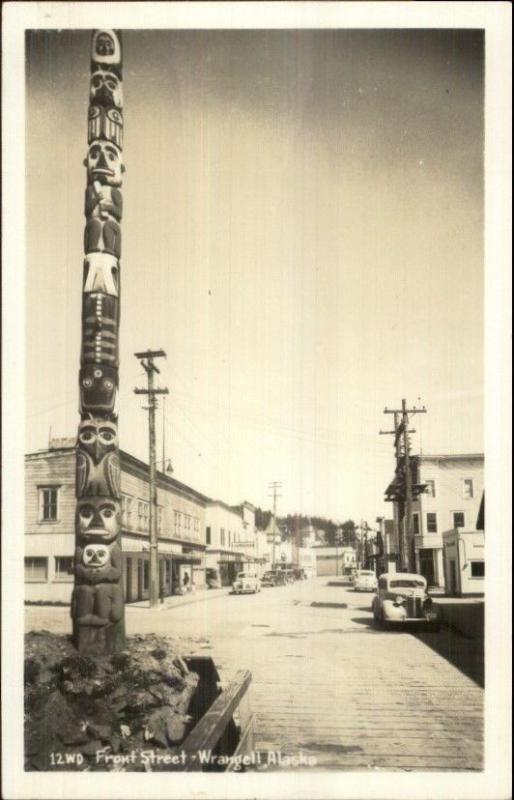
382 599 407 621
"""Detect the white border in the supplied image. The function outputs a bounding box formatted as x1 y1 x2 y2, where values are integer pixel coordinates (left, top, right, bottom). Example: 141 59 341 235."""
2 3 512 799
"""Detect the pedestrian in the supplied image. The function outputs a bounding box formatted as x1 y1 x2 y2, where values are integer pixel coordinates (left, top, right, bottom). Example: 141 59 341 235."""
183 571 190 592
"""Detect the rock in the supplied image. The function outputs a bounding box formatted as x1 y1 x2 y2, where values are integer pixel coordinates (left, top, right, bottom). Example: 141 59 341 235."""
81 739 103 756
165 713 188 744
87 722 113 742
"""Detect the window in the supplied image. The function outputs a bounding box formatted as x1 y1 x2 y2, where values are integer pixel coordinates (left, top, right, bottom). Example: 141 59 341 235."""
228 531 231 547
121 494 133 527
206 526 211 545
425 480 436 497
38 487 59 521
426 513 438 533
470 561 484 578
157 506 163 533
123 496 133 527
412 513 420 534
54 556 74 580
220 528 225 547
25 557 48 582
138 501 144 528
453 512 465 529
463 479 474 499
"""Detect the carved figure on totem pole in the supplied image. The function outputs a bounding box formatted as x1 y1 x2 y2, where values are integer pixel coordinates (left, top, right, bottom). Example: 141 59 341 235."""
85 182 123 222
76 496 121 542
75 542 122 583
84 217 121 258
83 252 119 295
84 141 124 187
88 106 123 149
91 30 122 69
73 29 125 655
90 68 123 109
81 293 119 365
76 418 120 497
79 364 118 416
72 583 124 628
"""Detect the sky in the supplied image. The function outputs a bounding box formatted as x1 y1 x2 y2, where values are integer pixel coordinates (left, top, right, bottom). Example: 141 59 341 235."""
25 28 484 523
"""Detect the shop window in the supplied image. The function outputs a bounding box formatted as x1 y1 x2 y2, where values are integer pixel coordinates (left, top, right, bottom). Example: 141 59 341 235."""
220 528 225 547
470 560 484 578
426 513 438 533
25 557 48 582
453 512 465 529
206 526 211 545
54 556 74 580
38 486 59 522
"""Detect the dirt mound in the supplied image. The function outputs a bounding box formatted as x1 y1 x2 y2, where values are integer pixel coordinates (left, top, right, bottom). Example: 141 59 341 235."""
25 631 199 771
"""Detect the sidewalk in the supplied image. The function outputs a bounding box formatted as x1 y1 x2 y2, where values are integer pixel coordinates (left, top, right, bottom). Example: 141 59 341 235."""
436 596 484 641
126 586 231 611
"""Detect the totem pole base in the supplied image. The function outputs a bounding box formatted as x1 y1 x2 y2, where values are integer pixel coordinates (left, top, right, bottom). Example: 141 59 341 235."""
73 621 125 656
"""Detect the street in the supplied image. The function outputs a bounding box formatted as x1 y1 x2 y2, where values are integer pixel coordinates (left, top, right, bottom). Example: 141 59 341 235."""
25 577 483 771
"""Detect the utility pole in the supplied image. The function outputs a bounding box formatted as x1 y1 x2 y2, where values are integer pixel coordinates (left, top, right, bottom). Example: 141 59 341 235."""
382 399 427 572
134 349 169 607
268 481 282 569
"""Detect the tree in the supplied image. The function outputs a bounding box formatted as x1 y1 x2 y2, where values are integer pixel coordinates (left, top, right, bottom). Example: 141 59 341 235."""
341 520 358 548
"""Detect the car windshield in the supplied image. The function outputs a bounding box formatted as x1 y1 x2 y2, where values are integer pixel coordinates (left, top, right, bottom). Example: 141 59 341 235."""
390 579 425 588
358 572 375 577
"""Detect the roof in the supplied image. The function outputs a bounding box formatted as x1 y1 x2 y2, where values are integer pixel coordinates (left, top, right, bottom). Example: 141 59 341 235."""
378 572 426 582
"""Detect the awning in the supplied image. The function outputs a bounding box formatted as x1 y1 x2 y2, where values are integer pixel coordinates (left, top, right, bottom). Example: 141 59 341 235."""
173 553 203 565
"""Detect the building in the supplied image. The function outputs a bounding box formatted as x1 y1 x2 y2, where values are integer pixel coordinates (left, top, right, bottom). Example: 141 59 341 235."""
25 441 208 603
205 500 255 585
312 545 357 577
442 529 485 596
385 453 484 590
230 503 271 576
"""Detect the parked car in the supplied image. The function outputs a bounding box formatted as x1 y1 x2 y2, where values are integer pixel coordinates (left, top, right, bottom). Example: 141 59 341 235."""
353 570 378 592
261 570 287 587
232 571 261 594
261 571 277 587
206 568 221 589
372 573 441 627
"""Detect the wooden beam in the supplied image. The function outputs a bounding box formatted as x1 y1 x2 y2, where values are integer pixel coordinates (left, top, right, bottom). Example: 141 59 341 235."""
181 670 252 771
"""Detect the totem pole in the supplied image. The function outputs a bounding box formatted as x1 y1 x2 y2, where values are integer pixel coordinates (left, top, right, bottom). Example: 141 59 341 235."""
71 30 125 655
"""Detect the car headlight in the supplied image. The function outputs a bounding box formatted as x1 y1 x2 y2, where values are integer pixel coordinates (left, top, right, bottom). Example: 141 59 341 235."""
394 596 405 605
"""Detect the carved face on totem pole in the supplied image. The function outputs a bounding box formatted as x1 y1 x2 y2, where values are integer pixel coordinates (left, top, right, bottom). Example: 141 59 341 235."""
83 253 119 296
75 542 122 584
90 68 123 109
76 497 120 542
91 30 121 67
79 364 118 415
76 418 120 498
88 106 123 149
85 141 124 186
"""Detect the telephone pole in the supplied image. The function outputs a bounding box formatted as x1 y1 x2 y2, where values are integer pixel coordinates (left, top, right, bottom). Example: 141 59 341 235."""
134 349 169 607
381 399 427 572
269 481 282 568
